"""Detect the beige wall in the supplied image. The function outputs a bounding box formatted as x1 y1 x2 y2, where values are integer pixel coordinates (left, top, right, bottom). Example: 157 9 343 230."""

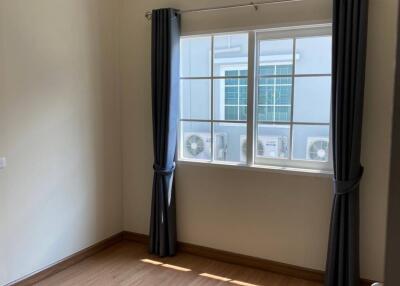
0 0 122 285
361 0 398 280
0 0 396 284
120 0 398 282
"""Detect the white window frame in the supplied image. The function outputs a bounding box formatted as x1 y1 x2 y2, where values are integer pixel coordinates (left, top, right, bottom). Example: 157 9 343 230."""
178 24 333 175
254 25 332 171
179 31 248 164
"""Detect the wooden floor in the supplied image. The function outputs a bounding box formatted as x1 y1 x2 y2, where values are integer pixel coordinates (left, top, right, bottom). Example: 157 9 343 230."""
35 241 322 286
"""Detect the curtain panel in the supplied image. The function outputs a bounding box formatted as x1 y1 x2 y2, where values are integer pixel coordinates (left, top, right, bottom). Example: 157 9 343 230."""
325 0 369 285
149 8 180 257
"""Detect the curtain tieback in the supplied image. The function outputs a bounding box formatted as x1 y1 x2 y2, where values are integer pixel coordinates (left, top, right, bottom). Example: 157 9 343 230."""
334 167 364 195
153 162 176 175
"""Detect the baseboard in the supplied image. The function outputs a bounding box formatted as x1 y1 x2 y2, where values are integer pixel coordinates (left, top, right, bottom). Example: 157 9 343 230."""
7 231 377 286
7 232 124 286
122 231 376 286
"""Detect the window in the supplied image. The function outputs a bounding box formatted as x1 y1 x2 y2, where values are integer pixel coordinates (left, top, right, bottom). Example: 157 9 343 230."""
179 25 332 172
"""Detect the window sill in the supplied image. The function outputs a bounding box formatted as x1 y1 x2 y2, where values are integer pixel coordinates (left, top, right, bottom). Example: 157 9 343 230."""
176 159 333 178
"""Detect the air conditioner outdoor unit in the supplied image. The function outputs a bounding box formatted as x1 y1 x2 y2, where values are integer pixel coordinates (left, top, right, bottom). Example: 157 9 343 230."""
306 137 329 162
183 132 227 161
240 135 288 162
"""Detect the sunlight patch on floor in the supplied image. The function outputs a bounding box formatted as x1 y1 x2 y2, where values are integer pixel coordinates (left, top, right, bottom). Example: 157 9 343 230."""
141 259 163 265
200 273 259 286
162 264 191 272
141 258 259 285
141 258 191 272
199 273 231 281
230 280 259 286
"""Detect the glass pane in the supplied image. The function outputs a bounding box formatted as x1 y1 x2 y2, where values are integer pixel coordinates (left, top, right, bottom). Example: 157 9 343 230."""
225 106 238 120
295 36 332 75
259 77 275 85
239 106 247 121
276 64 293 75
258 86 274 105
214 78 247 121
292 124 330 161
213 33 248 76
293 76 331 123
257 77 292 122
257 106 267 121
180 122 211 161
258 39 293 76
180 79 211 120
256 124 290 159
180 36 211 77
275 106 291 121
213 123 247 163
239 85 247 104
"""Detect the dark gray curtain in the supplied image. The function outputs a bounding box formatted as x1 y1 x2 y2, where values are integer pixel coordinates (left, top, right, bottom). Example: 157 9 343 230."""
149 8 180 257
325 0 369 285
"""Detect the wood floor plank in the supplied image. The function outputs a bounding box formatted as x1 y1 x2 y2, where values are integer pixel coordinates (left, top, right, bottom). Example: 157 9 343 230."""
35 241 322 286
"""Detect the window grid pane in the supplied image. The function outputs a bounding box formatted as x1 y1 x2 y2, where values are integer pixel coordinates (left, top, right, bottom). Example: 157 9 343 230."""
257 73 292 123
256 35 332 165
223 70 248 121
291 123 330 162
179 33 249 164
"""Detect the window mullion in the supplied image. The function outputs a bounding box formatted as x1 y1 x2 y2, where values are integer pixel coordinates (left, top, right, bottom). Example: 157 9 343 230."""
237 75 240 120
288 37 297 161
210 36 214 162
273 67 277 121
246 31 256 165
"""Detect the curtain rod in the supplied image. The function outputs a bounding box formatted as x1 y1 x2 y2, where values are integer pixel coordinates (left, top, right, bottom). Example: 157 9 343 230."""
145 0 304 20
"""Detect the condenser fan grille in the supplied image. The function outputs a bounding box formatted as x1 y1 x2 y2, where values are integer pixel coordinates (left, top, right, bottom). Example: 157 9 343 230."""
308 140 329 161
186 135 205 156
241 139 264 157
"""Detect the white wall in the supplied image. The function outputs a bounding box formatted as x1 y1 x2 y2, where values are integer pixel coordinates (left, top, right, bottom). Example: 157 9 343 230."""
120 0 398 282
0 0 123 285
